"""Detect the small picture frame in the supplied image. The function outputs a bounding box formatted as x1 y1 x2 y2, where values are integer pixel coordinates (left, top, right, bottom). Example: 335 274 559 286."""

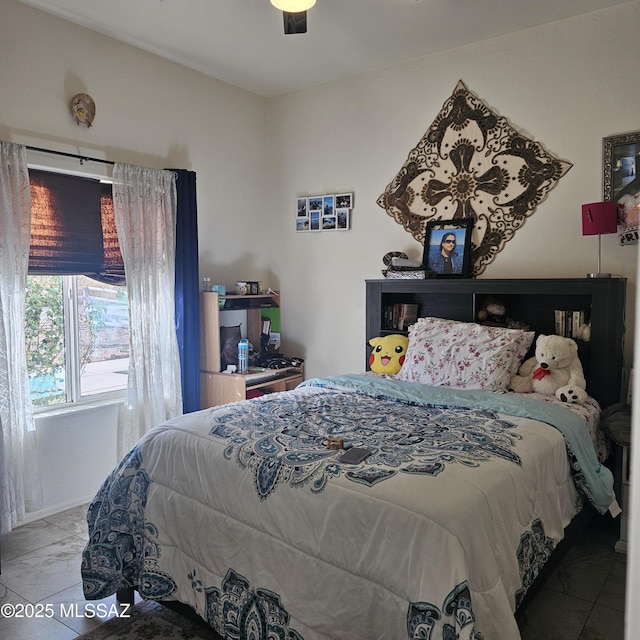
297 198 308 217
323 195 335 217
336 208 350 230
308 196 323 211
603 130 640 224
322 215 336 230
422 218 473 277
335 193 353 208
309 211 321 231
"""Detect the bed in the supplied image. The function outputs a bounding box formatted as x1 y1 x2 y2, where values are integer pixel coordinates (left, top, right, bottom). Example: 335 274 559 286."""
81 277 626 640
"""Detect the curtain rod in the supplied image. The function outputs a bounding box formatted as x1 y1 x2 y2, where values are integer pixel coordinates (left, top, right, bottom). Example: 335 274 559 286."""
26 145 115 167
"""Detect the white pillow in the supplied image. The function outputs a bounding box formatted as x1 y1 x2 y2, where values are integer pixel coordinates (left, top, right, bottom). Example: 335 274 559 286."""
396 317 535 392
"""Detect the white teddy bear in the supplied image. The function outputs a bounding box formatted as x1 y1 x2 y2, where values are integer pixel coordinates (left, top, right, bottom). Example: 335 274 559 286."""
509 334 587 403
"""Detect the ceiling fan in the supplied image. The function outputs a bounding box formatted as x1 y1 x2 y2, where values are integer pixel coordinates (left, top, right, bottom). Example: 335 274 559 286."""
270 0 316 34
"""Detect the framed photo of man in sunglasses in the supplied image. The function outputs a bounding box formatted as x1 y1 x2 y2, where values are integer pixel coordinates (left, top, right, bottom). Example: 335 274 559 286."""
422 218 473 277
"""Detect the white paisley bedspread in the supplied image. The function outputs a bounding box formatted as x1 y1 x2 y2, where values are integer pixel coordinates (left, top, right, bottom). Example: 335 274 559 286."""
81 374 616 640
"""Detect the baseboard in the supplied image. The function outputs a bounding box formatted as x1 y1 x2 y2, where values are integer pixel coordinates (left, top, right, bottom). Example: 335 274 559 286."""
20 496 93 526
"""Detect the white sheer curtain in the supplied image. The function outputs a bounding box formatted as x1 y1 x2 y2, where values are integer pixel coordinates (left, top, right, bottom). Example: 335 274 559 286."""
0 141 42 534
113 163 183 457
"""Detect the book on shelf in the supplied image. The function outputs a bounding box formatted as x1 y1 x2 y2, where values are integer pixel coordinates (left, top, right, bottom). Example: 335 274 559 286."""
383 303 419 331
398 303 419 331
554 309 587 339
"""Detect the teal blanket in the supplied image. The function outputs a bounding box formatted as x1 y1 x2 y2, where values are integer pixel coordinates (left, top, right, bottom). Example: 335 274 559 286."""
300 374 616 515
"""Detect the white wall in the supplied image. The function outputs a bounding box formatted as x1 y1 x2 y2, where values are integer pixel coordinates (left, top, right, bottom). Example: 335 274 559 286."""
268 2 640 380
30 402 120 519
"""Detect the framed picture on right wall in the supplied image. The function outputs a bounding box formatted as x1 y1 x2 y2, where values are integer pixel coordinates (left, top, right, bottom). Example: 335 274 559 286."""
603 130 640 231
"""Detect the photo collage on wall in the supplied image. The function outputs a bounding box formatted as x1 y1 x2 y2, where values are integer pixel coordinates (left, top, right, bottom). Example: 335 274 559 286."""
296 193 353 232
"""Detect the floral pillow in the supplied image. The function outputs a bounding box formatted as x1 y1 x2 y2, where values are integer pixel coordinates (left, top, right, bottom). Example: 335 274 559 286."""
395 317 535 392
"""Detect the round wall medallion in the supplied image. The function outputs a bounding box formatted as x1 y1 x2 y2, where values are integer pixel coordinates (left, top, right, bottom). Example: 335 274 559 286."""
71 93 96 127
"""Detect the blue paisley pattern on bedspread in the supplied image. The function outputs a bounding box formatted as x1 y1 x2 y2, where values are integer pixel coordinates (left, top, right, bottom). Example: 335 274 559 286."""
312 374 616 514
197 567 482 640
514 518 556 609
408 581 484 640
203 568 304 640
209 388 521 499
80 445 177 601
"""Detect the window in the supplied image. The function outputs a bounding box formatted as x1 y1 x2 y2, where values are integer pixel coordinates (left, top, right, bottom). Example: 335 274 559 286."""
25 164 128 409
26 275 130 408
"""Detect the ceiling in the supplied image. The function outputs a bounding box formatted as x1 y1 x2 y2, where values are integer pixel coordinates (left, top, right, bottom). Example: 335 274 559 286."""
19 0 631 97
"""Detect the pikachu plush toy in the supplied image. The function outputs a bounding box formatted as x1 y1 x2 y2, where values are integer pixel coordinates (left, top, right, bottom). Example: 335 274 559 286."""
368 334 409 375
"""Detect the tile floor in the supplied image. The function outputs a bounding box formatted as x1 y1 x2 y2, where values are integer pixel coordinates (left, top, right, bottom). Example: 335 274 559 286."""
517 518 626 639
0 504 142 640
0 505 627 640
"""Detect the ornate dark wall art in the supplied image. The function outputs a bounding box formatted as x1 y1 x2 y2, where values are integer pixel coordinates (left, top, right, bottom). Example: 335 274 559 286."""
377 80 572 276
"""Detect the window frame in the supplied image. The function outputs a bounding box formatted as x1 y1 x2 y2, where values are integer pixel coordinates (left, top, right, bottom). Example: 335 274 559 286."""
26 151 128 414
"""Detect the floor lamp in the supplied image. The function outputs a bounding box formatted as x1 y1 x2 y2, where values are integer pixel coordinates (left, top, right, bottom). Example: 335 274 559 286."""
581 201 618 278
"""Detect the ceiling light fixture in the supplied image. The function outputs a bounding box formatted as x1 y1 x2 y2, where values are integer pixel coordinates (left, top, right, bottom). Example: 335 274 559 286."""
270 0 316 12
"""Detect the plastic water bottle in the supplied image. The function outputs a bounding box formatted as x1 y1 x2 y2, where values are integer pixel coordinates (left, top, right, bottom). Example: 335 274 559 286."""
238 339 249 373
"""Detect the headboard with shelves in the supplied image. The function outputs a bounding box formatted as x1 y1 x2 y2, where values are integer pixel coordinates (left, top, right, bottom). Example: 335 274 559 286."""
366 278 626 408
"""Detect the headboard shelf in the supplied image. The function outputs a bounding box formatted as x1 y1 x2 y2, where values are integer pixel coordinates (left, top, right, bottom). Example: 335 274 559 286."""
366 278 626 407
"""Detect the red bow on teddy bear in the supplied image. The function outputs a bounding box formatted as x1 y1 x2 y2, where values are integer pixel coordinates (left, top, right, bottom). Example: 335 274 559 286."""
532 367 551 380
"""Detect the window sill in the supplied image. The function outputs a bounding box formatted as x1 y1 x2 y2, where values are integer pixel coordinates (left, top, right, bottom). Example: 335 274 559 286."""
33 392 125 419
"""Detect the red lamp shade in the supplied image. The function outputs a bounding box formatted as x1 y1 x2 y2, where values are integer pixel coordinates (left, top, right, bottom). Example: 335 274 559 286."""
582 201 618 236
